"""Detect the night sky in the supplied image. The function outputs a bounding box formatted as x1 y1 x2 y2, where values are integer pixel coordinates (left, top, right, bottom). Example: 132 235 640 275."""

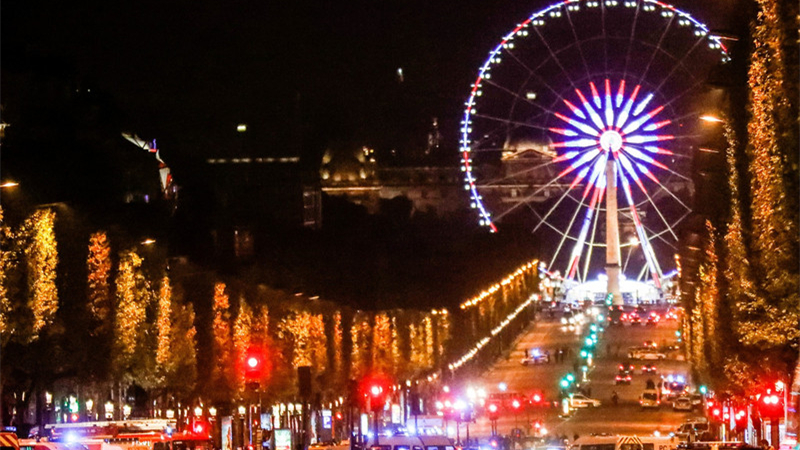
2 0 742 169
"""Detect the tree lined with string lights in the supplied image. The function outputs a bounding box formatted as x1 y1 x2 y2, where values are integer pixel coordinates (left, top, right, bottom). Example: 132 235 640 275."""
683 0 799 397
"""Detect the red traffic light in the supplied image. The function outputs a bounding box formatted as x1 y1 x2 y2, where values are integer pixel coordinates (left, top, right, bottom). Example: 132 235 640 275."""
758 391 784 419
532 394 542 403
360 375 392 411
762 394 780 404
487 402 499 420
243 346 266 382
511 399 522 409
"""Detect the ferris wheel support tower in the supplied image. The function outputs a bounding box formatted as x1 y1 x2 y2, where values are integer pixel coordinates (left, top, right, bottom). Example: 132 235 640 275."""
605 156 623 306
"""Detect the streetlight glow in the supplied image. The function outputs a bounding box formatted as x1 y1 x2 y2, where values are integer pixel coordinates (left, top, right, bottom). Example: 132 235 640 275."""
700 114 724 123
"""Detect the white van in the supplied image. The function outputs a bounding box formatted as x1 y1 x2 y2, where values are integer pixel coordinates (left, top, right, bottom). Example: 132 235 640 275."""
640 389 661 409
570 435 679 450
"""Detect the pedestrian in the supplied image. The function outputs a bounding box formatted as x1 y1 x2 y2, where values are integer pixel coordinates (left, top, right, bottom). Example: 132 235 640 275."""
611 390 619 406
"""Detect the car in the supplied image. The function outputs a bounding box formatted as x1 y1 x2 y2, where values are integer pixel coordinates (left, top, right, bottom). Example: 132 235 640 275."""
569 394 601 408
646 313 660 326
642 363 658 374
618 361 635 373
675 420 710 441
690 393 704 408
629 349 666 360
672 396 693 411
628 312 642 325
522 348 551 365
615 372 632 385
639 389 661 409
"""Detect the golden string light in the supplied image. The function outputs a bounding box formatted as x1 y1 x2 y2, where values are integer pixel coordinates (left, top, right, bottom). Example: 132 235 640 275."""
87 231 112 323
155 276 172 369
459 260 538 309
25 209 59 336
114 250 146 359
212 282 233 385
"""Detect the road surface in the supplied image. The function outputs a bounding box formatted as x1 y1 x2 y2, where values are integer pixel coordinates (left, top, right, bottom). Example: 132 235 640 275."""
454 306 698 443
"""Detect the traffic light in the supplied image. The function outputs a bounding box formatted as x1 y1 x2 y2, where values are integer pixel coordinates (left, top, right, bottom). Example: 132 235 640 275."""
511 399 521 410
758 390 784 419
244 347 266 384
733 408 747 430
362 376 391 412
710 406 722 422
487 402 499 420
192 419 211 436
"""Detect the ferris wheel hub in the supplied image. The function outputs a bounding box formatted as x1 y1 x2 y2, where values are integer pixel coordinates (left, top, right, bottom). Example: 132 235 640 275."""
599 130 623 153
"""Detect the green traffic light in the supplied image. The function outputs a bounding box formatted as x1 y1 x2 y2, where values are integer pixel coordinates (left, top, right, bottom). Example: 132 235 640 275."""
566 373 575 382
560 379 569 388
699 385 708 394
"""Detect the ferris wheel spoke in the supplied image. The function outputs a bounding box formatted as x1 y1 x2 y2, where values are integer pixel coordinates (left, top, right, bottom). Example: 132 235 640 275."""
616 163 664 285
636 14 677 88
618 149 692 211
481 159 563 187
481 77 557 116
581 187 604 283
652 35 706 93
548 180 596 272
564 5 592 81
619 160 680 241
622 2 643 81
601 1 609 77
490 173 575 222
641 211 690 247
501 47 575 105
472 112 551 131
533 154 603 236
660 77 713 112
531 25 580 93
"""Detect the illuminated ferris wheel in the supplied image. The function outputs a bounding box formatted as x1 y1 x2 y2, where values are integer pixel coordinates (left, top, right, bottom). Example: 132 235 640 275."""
460 0 729 286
